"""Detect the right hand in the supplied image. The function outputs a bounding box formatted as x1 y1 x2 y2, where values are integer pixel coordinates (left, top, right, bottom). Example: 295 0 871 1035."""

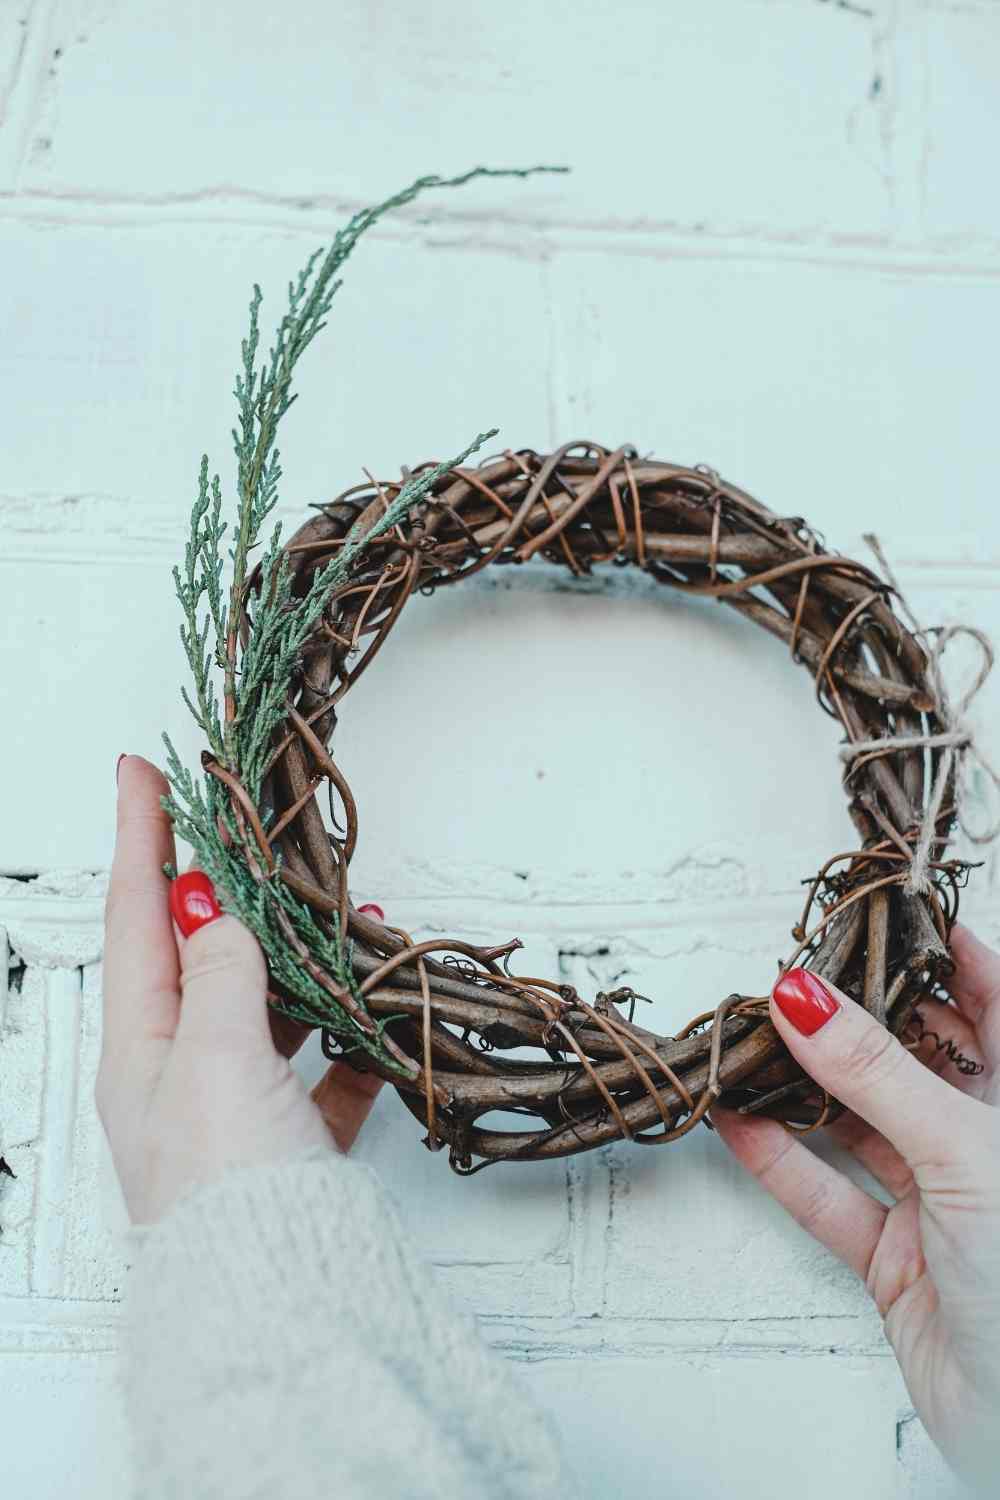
712 923 1000 1494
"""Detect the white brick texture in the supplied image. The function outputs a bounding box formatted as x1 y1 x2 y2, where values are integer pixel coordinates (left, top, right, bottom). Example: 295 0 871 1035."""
1 2 996 1496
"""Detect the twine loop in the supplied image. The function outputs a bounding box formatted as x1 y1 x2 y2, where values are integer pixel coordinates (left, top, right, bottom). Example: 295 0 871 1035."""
840 607 1000 894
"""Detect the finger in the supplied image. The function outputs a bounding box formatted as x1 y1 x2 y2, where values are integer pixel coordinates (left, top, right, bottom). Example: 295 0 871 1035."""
822 1000 993 1200
269 1007 313 1059
170 872 272 1051
180 851 313 1059
103 755 181 1055
825 1111 915 1201
769 968 985 1174
943 922 1000 1068
711 1105 887 1279
903 999 993 1103
311 1062 385 1152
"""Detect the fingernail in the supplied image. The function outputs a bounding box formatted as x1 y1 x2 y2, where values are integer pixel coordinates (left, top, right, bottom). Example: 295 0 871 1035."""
772 967 841 1036
115 753 126 786
169 871 223 937
358 902 385 922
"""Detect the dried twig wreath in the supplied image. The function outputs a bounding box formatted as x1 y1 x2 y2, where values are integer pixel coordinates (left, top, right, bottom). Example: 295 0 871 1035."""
162 169 997 1174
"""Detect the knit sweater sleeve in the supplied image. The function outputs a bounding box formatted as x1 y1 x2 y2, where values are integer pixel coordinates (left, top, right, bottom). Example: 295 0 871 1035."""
120 1146 570 1500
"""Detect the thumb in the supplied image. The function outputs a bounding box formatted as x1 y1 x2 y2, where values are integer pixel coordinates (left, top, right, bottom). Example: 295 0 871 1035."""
769 967 982 1170
168 868 271 1050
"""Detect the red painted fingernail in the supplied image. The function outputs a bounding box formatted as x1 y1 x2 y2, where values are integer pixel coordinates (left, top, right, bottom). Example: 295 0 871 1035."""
772 967 841 1036
358 902 385 923
115 753 126 786
169 871 223 937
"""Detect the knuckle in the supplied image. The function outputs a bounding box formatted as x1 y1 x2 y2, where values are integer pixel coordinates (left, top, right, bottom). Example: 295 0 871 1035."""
102 886 128 933
795 1174 838 1238
104 880 164 934
181 917 266 988
871 1238 927 1323
838 1024 907 1094
755 1130 798 1188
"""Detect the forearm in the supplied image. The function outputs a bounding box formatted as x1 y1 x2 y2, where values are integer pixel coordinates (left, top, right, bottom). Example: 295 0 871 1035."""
121 1146 568 1500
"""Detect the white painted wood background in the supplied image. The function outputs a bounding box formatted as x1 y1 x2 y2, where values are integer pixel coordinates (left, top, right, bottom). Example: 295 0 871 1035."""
1 2 998 1495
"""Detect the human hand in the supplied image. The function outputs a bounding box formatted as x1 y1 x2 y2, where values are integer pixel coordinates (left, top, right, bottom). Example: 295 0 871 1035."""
97 754 383 1225
711 926 1000 1493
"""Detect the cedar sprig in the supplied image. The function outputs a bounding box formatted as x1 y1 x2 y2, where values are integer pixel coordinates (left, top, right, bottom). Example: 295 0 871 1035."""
158 747 388 1055
159 164 565 1065
236 426 498 804
170 456 227 762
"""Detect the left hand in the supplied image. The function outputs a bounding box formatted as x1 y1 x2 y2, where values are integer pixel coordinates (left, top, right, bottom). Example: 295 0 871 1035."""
97 753 383 1225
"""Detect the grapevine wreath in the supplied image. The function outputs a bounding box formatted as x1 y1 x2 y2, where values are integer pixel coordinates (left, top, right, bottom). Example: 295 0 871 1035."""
162 167 997 1174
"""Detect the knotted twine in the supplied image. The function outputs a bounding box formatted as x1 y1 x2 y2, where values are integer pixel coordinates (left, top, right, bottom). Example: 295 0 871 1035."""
839 535 1000 895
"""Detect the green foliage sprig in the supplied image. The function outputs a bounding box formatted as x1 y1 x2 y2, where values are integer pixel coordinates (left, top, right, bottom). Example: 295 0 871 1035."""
159 165 565 1068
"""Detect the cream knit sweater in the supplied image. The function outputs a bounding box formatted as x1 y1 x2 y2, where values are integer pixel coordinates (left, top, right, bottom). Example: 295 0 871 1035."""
122 1146 571 1499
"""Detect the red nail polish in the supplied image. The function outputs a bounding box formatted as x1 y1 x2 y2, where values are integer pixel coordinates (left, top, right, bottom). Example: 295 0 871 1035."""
115 753 126 786
358 902 385 923
772 967 841 1035
169 871 223 937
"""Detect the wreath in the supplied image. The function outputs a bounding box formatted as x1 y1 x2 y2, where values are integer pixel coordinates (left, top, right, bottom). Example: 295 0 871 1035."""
162 168 996 1174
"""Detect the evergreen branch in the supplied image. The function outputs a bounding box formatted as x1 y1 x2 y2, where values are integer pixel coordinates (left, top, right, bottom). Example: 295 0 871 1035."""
160 755 408 1063
162 162 566 1067
171 456 227 759
220 163 566 767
